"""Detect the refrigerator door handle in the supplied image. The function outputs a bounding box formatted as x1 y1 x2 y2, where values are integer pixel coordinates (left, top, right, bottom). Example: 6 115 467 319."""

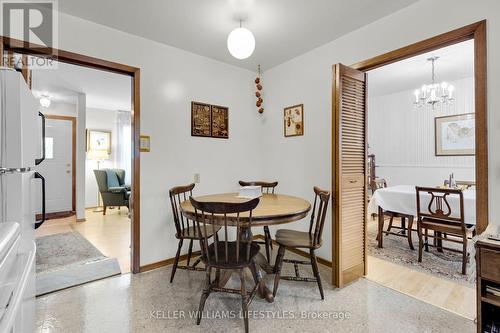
35 111 46 165
34 172 46 229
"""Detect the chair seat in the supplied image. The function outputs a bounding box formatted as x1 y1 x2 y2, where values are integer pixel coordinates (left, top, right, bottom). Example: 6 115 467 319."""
420 218 475 235
275 229 321 249
204 241 260 268
177 225 221 239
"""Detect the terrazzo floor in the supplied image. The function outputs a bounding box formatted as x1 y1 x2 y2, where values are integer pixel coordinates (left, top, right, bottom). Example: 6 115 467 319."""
36 252 476 333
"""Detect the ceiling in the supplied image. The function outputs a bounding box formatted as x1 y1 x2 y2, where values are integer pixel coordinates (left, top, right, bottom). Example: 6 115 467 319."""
369 39 474 97
31 59 132 111
58 0 419 71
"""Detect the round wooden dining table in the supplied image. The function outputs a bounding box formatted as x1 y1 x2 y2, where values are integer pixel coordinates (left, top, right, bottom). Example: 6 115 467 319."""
180 193 311 302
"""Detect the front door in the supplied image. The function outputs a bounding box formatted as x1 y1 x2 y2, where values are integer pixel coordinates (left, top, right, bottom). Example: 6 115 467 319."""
332 64 368 288
35 116 74 214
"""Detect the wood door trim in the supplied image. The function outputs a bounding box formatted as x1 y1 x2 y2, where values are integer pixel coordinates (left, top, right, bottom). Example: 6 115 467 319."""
350 20 488 234
332 20 488 288
1 36 143 273
45 114 77 212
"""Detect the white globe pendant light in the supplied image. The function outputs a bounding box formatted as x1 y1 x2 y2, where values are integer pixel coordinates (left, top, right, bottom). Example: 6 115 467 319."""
227 22 255 60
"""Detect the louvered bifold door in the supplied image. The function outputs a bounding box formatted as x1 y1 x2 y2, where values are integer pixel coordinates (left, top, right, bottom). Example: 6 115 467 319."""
332 64 367 288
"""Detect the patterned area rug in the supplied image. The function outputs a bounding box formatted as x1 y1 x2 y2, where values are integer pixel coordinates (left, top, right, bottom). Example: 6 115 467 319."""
36 231 121 295
367 219 475 285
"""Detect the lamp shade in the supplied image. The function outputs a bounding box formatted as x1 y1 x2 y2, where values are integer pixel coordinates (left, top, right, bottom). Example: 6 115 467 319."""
87 149 109 161
227 27 255 60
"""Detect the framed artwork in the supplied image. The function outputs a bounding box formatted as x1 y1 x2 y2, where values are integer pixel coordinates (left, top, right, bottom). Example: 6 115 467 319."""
435 113 475 156
284 104 304 137
211 105 229 139
191 102 212 137
139 135 151 152
86 129 112 153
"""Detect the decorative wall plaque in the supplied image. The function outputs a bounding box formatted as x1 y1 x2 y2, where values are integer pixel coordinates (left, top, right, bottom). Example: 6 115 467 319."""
211 105 229 139
191 102 212 137
191 101 229 139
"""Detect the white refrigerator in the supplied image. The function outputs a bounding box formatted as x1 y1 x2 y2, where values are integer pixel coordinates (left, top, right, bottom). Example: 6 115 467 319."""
0 67 46 333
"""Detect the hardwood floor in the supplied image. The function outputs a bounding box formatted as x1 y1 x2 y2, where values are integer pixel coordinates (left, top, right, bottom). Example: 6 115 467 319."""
35 208 131 273
366 255 476 320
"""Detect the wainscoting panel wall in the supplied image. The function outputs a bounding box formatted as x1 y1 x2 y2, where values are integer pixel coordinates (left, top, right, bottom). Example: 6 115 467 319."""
368 77 475 186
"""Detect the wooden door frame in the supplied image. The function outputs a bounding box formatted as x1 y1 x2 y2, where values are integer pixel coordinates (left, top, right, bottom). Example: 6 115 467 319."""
1 36 142 273
44 114 77 213
332 20 487 286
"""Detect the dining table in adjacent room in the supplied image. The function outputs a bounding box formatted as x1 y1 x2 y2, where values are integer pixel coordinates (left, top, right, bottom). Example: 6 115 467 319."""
180 192 311 303
368 185 477 248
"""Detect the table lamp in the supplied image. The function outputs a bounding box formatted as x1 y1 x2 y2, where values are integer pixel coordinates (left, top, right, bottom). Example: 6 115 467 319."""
88 149 110 212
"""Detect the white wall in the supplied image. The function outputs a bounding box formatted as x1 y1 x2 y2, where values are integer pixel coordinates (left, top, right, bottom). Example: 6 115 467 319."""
55 12 263 266
43 101 76 117
368 77 475 187
262 0 500 260
85 108 120 208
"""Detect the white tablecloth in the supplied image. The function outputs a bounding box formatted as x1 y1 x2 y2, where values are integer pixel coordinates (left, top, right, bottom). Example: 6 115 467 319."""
368 185 476 225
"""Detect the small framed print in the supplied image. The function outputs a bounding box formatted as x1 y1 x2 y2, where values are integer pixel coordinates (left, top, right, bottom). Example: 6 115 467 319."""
435 113 475 156
211 105 229 139
284 104 304 137
86 129 112 153
191 102 212 137
139 135 151 152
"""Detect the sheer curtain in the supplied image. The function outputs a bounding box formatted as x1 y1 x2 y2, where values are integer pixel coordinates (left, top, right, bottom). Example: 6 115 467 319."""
115 110 131 185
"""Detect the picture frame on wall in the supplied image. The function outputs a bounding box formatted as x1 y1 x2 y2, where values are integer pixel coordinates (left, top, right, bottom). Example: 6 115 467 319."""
284 104 304 137
435 113 475 156
86 129 112 153
211 105 229 139
191 101 212 137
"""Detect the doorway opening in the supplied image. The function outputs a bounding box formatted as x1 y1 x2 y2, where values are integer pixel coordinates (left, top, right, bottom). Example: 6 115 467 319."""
1 37 141 291
332 21 487 320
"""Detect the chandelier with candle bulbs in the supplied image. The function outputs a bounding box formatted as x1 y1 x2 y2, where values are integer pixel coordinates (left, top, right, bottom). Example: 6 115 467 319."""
413 56 455 109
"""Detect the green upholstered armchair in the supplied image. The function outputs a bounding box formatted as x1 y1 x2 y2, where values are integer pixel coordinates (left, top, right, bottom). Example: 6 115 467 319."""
93 169 130 215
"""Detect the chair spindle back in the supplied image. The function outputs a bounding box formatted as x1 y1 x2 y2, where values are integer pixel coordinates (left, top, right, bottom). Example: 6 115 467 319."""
190 197 260 265
169 183 195 236
308 186 331 247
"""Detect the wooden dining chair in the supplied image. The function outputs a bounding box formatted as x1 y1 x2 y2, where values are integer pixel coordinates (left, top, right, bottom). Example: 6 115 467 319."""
415 186 476 275
190 197 261 333
238 180 278 263
272 186 330 299
168 183 220 283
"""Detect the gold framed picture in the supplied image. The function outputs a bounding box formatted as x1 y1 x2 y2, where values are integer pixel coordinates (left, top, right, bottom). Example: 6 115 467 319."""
435 113 475 156
284 104 304 137
139 135 151 152
86 129 112 153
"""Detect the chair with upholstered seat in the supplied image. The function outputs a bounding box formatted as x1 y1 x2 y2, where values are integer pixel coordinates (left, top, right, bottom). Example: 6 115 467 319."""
416 187 476 275
238 180 278 263
273 186 330 299
168 183 221 283
94 169 130 215
190 196 262 333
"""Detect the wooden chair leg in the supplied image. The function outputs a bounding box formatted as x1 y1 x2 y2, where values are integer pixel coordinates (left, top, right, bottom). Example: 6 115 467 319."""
386 216 394 232
187 239 194 266
310 249 324 300
239 269 249 333
377 206 384 248
273 246 286 297
417 222 423 263
424 228 429 252
263 226 271 263
407 216 415 250
197 267 212 325
462 237 468 275
170 239 183 283
103 206 107 215
436 231 443 253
